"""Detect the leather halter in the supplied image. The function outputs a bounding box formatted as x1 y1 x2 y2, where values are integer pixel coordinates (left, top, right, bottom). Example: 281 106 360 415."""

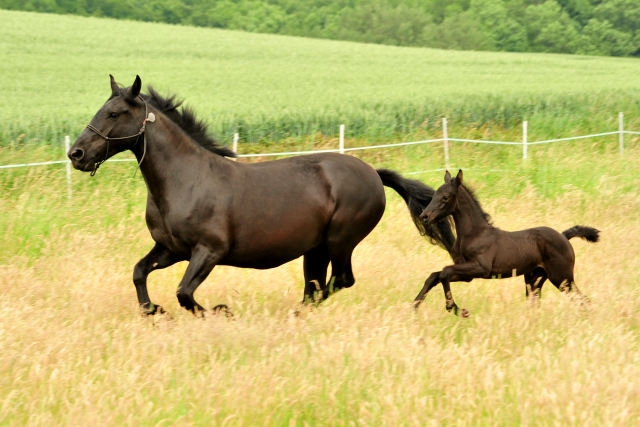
85 96 154 177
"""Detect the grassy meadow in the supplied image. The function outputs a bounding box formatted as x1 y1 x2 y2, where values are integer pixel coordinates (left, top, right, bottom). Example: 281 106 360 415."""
2 136 640 425
3 8 640 426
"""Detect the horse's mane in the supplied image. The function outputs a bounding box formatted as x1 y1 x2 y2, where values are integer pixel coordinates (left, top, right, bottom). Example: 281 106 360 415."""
461 184 493 226
144 87 236 158
112 85 236 158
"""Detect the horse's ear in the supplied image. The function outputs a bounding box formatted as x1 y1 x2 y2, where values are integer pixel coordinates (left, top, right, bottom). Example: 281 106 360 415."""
444 170 451 182
456 169 463 184
109 74 119 94
130 75 142 98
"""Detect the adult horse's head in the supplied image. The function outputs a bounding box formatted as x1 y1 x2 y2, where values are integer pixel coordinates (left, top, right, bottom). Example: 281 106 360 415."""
68 75 150 174
420 169 463 224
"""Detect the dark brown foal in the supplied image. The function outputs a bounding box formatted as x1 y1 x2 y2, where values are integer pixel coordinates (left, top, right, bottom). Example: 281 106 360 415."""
415 170 599 315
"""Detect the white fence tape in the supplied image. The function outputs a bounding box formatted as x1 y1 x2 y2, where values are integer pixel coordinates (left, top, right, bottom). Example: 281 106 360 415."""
1 120 635 172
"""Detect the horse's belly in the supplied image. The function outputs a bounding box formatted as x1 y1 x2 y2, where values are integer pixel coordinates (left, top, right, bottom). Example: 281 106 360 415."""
221 254 295 270
222 242 308 269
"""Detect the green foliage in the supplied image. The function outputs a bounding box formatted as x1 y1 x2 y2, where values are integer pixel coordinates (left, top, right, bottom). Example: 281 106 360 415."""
2 0 640 56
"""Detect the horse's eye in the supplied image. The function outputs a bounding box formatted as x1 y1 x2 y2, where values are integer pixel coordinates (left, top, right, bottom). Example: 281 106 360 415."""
109 112 119 119
442 196 449 201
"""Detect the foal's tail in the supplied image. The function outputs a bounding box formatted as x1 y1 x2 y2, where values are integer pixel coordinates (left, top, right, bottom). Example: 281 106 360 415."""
562 225 600 243
377 168 455 255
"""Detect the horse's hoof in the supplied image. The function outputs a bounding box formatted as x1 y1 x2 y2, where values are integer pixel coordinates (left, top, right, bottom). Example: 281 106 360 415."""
212 304 234 319
460 309 470 318
446 304 459 315
140 303 166 317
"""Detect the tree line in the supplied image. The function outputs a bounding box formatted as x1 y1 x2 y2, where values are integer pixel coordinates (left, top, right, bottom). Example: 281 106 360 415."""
3 0 639 57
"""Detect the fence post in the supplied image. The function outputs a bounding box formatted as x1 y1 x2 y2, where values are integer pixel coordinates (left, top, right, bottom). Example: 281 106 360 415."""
232 132 239 161
64 135 72 200
619 112 624 154
339 124 345 154
443 118 450 170
523 121 528 160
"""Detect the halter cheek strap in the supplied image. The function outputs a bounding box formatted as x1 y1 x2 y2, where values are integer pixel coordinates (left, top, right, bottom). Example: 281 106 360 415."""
85 96 155 177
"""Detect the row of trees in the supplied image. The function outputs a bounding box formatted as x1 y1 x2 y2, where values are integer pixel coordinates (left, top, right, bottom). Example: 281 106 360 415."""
4 0 640 57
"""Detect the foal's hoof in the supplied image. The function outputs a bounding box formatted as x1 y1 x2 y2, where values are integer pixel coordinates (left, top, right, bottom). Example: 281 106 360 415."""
460 309 470 318
212 304 234 319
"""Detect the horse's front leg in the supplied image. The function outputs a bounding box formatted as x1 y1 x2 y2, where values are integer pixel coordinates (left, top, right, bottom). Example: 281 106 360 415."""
440 262 487 316
133 243 181 316
176 245 224 317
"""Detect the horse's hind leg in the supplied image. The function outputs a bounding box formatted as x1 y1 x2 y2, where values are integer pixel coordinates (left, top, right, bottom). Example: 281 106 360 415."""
318 247 356 302
302 244 331 303
524 268 547 305
133 243 181 316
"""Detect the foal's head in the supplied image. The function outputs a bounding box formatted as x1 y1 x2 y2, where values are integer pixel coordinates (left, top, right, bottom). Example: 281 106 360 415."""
68 75 149 173
420 170 463 224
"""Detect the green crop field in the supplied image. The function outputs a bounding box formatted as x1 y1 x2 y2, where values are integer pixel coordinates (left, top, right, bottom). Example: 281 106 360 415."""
2 9 640 146
2 9 640 426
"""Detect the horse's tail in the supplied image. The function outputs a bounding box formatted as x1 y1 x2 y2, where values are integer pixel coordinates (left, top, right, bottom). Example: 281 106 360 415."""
377 168 455 255
562 225 600 243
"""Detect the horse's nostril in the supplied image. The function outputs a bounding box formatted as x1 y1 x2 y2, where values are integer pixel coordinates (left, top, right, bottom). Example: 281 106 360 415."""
69 149 84 161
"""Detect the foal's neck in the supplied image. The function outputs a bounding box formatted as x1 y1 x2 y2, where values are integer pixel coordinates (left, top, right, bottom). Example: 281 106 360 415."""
452 186 490 237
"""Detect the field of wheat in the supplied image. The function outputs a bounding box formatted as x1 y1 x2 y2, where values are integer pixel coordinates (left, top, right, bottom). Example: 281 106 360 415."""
3 9 640 145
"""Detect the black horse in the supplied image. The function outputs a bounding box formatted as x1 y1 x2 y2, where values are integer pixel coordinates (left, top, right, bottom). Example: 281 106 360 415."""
416 170 599 315
68 75 454 316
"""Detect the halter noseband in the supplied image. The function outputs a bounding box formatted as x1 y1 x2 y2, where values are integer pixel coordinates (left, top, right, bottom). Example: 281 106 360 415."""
85 96 155 177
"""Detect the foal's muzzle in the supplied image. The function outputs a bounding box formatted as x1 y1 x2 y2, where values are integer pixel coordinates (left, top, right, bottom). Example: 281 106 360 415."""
420 210 436 224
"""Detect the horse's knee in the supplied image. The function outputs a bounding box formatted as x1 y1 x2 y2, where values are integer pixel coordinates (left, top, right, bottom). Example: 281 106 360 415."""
133 261 148 285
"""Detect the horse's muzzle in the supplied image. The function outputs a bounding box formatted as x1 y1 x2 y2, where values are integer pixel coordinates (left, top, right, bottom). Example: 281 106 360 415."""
68 148 84 162
69 156 96 172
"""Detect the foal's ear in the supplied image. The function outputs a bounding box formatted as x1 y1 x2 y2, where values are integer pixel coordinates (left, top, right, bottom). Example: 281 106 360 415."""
454 169 463 187
130 75 142 98
109 74 119 94
444 170 452 182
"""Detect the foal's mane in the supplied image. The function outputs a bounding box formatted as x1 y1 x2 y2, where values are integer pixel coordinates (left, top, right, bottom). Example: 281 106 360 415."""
112 85 236 158
460 184 493 225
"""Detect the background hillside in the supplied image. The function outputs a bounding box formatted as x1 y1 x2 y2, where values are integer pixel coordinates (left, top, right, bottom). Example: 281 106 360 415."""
2 0 640 57
2 9 640 147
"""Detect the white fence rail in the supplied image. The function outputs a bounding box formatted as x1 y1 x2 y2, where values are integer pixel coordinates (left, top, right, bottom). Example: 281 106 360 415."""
1 114 637 199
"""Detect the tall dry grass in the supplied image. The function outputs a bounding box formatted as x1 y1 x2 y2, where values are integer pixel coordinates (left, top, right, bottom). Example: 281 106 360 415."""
1 178 640 425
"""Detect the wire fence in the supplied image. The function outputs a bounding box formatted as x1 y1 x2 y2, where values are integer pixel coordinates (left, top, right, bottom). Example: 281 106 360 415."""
1 114 636 199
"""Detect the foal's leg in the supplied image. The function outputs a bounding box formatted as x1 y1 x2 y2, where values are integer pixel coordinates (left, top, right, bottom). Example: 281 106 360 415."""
547 275 590 305
133 243 181 316
524 268 547 305
413 272 441 309
440 262 487 315
175 246 222 316
545 260 590 305
302 244 331 303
